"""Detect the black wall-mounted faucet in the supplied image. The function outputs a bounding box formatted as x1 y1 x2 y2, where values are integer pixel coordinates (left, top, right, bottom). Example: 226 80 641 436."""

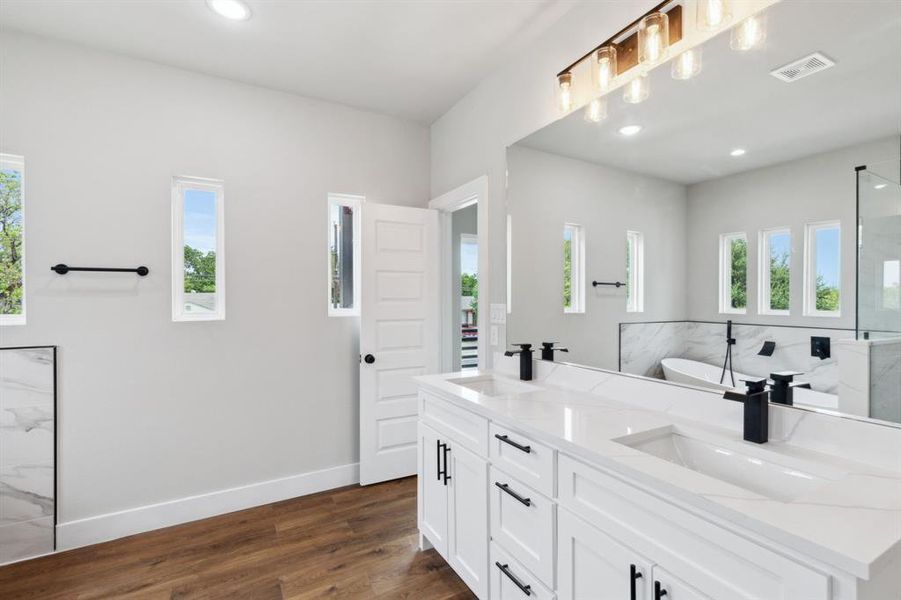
540 342 568 362
504 344 534 381
769 372 812 406
723 378 770 444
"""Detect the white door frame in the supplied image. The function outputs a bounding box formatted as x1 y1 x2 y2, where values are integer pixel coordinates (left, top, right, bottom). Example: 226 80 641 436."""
429 175 489 373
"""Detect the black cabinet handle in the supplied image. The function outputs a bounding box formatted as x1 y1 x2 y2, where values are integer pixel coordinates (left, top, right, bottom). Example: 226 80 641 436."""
442 444 451 485
495 562 531 596
655 581 668 599
630 564 643 600
495 434 532 453
495 482 531 506
436 439 443 481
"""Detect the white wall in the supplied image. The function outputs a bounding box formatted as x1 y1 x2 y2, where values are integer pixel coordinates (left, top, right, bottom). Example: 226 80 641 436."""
0 33 429 529
507 146 687 369
686 137 899 329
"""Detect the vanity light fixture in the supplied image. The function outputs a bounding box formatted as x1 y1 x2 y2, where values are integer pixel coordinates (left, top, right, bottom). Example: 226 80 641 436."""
731 12 767 51
593 46 618 92
622 74 650 104
638 12 669 66
730 148 746 157
618 125 643 136
671 48 702 80
557 73 574 113
206 0 252 21
583 97 608 123
697 0 731 30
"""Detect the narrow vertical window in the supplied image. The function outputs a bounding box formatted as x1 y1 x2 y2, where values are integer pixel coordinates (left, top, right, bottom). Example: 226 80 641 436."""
719 232 747 314
0 154 25 325
563 223 585 313
172 176 225 321
804 221 841 316
626 230 644 313
328 194 362 316
882 259 900 311
758 228 791 315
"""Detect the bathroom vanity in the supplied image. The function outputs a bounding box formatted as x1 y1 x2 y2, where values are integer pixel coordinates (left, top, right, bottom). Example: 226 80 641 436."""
415 359 901 600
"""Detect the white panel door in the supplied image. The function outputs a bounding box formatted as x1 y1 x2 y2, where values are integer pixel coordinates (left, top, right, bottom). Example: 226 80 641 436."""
447 441 489 599
360 203 439 485
558 508 654 600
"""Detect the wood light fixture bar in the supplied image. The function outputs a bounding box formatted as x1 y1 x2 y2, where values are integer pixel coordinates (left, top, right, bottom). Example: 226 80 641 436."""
556 1 683 78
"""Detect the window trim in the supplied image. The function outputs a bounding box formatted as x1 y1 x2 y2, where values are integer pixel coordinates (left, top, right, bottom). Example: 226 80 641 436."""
171 175 226 322
626 230 644 313
757 227 791 316
0 153 26 326
327 193 363 317
718 231 747 315
803 220 841 318
563 223 585 314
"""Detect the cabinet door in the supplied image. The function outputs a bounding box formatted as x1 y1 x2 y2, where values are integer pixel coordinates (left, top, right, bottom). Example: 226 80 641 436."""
418 423 448 558
558 508 653 600
651 567 712 600
447 441 489 599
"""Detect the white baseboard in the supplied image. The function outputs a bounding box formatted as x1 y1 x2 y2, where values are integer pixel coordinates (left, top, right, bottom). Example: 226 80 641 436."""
56 462 359 551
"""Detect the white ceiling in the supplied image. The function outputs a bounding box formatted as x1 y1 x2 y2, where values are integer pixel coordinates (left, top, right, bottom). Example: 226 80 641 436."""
517 1 901 185
0 0 575 123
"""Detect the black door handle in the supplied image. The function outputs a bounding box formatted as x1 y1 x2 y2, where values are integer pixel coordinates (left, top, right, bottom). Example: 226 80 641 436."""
495 434 532 453
442 443 451 485
495 482 531 506
655 581 668 599
495 562 532 596
364 354 375 364
630 564 643 600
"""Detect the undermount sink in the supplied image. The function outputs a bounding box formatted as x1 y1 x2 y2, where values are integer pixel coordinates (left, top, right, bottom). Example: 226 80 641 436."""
446 375 539 397
615 427 845 502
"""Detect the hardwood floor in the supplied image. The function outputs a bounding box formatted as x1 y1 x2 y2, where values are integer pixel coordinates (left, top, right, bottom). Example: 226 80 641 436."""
0 477 476 599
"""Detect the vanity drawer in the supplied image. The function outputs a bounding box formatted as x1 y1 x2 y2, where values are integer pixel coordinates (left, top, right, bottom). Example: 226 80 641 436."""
490 422 555 497
557 454 830 600
420 392 488 457
491 541 555 600
490 466 555 588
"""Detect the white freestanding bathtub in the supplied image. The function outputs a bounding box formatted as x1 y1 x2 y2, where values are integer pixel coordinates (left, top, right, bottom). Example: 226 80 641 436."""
660 357 839 409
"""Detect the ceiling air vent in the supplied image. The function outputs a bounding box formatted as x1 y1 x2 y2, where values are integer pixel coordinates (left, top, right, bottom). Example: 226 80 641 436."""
770 52 836 83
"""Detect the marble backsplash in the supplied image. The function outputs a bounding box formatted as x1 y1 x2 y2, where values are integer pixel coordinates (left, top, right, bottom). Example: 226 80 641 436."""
0 346 56 565
619 321 855 394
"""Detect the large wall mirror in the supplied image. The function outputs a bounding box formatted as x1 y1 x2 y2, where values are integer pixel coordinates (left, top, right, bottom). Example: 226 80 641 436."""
506 1 901 424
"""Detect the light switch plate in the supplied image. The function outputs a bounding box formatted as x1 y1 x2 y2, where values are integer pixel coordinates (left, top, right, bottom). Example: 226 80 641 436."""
490 326 498 346
490 303 507 325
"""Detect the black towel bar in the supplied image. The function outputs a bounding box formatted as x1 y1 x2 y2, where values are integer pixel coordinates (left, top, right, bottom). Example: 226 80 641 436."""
51 264 149 276
592 280 625 288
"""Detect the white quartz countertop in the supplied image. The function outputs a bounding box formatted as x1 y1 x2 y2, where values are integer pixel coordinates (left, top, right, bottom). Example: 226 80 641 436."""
415 369 901 580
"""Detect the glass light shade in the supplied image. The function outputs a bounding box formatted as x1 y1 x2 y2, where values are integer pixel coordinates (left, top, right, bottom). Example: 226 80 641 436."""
557 73 573 113
730 12 767 51
697 0 731 30
638 12 669 66
583 97 608 123
593 46 618 92
622 74 649 104
671 48 702 80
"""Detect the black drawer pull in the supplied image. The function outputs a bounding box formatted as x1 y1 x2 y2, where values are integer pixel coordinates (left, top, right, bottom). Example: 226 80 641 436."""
495 562 531 596
655 580 668 599
442 443 451 485
495 482 531 506
495 433 532 453
436 439 442 481
630 564 643 600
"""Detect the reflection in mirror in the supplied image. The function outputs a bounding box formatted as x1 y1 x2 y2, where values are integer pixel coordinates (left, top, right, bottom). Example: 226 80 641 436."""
506 1 901 424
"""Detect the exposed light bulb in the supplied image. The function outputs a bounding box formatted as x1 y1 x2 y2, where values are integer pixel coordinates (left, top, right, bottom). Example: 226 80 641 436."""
697 0 731 30
206 0 252 21
557 73 573 113
638 12 669 66
623 74 649 104
594 46 617 92
618 125 643 136
583 97 608 123
671 48 702 80
731 12 767 51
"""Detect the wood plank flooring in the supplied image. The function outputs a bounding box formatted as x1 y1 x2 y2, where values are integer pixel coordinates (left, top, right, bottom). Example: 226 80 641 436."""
0 477 476 599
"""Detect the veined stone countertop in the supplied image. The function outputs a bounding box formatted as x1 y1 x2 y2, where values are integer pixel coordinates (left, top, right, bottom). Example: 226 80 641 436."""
415 363 901 580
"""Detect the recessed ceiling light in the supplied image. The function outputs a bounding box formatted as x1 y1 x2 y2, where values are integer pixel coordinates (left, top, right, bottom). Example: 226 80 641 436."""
874 183 887 190
730 148 746 157
207 0 251 21
618 125 643 136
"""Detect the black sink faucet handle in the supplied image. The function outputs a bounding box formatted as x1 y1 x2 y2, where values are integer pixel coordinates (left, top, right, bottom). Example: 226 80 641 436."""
740 377 768 394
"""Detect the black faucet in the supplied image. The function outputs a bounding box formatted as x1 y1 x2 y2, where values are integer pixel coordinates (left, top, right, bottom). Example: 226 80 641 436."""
769 372 812 406
723 378 769 444
504 343 534 381
540 342 568 362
